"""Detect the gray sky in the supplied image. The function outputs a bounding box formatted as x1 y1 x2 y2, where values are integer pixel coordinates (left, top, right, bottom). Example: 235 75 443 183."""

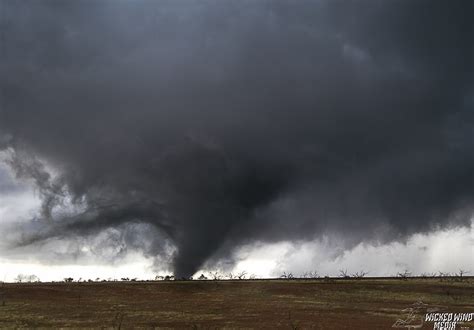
0 0 473 279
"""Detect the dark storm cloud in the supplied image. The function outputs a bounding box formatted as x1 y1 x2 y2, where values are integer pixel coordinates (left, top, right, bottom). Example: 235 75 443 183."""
0 0 473 277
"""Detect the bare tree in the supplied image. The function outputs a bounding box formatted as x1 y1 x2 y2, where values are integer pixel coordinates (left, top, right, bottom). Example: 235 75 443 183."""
301 271 318 279
456 269 469 282
397 270 411 280
339 269 350 279
351 271 368 279
308 270 319 279
14 274 40 283
236 271 247 280
28 275 40 282
280 272 294 279
437 271 450 282
197 274 208 280
209 271 222 281
14 274 26 283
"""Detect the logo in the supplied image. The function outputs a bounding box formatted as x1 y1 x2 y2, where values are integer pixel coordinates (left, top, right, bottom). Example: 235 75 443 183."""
425 312 473 330
392 301 473 329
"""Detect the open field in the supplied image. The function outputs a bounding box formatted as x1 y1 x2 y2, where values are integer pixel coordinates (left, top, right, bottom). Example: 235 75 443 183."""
0 278 473 329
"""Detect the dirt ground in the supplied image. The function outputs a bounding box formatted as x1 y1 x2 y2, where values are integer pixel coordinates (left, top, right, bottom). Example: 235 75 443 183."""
0 278 472 329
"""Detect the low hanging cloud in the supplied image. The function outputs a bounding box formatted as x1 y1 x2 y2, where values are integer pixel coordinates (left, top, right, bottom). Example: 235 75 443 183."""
0 1 473 277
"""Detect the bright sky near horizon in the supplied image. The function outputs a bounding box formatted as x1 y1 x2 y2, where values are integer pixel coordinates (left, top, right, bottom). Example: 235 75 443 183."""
1 159 472 282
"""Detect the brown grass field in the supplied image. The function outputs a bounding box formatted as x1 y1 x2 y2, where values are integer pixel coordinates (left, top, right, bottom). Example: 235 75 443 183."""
0 278 472 329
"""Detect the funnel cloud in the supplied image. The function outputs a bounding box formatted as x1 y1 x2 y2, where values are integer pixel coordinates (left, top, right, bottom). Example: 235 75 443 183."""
0 1 473 277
